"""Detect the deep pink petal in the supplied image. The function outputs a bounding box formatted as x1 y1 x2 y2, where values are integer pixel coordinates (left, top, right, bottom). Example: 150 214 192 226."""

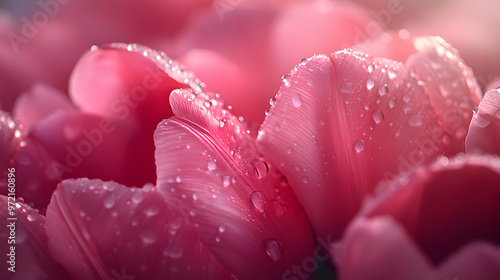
336 217 434 280
0 195 69 279
258 37 477 241
154 89 314 279
45 179 233 280
356 155 500 271
466 88 500 156
438 242 500 280
13 83 75 131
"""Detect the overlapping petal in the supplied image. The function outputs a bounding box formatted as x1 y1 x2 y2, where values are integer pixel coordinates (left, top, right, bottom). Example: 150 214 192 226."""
466 88 500 156
257 36 480 240
336 155 500 280
154 89 314 279
45 179 233 280
0 195 68 279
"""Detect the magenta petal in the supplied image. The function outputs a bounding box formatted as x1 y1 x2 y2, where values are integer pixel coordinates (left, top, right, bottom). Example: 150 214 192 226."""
336 217 434 280
0 111 23 173
0 195 68 279
13 83 75 131
466 88 500 156
45 179 233 280
257 42 476 240
154 90 314 279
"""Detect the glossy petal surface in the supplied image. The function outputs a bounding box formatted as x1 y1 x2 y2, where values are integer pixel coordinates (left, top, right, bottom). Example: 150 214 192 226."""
154 89 314 279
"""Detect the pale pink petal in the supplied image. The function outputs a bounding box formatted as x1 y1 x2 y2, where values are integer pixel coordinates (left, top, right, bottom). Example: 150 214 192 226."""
257 39 475 240
466 88 500 156
353 30 418 62
271 1 372 78
438 242 500 280
0 195 69 279
46 179 233 280
336 217 435 280
154 89 314 279
13 83 75 131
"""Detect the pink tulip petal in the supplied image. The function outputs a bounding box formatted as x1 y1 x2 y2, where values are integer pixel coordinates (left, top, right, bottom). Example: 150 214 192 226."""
336 217 434 280
353 30 418 62
13 83 75 131
438 242 500 280
407 36 482 140
360 155 500 267
0 195 69 279
154 89 314 279
466 88 500 156
45 179 233 280
257 39 476 240
0 111 23 173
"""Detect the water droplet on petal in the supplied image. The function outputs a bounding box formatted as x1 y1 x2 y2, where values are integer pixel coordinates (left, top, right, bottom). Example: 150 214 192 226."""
163 243 183 259
252 159 269 178
144 206 159 217
219 119 226 128
219 224 226 233
291 94 302 107
341 83 354 94
302 176 309 183
378 84 389 96
270 96 277 106
140 228 158 244
388 97 396 108
354 139 366 153
103 195 117 209
408 115 423 127
286 147 293 154
372 110 384 124
27 211 37 222
366 77 376 90
367 64 375 73
472 107 479 115
475 114 491 128
222 176 231 187
208 160 217 171
251 191 266 212
282 75 291 87
264 239 284 261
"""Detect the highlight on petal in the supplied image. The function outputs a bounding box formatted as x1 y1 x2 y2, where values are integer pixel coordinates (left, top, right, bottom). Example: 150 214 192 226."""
154 89 314 279
0 196 69 279
0 111 23 173
337 154 500 279
45 179 233 280
257 36 481 241
13 83 75 131
466 88 500 156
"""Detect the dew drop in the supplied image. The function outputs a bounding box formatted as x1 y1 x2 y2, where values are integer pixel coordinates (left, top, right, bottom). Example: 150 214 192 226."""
388 97 396 108
286 147 293 154
140 229 158 244
252 159 269 178
341 83 354 94
367 64 375 73
204 100 212 108
291 94 302 107
79 210 86 218
103 195 117 209
219 119 226 128
282 75 291 87
354 139 366 153
264 239 284 261
207 160 217 171
472 107 479 115
26 211 37 222
408 115 423 127
272 200 288 217
475 114 491 128
222 176 231 187
219 224 227 233
378 84 389 96
163 243 183 259
270 96 277 106
302 176 309 184
371 110 384 124
366 77 376 90
144 206 159 217
388 68 397 79
251 191 266 212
